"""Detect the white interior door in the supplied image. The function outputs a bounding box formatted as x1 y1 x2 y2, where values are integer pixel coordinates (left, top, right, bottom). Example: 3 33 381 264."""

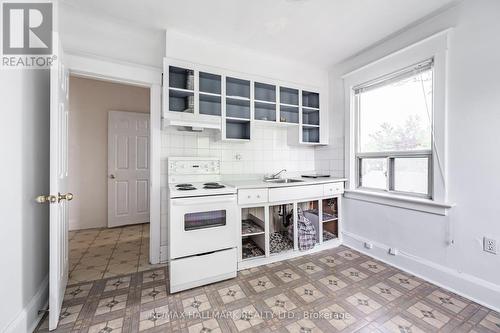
108 111 150 227
49 35 70 330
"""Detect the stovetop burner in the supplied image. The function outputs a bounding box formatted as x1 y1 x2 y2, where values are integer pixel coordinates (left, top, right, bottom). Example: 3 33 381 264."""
176 183 193 187
177 186 196 191
204 184 225 189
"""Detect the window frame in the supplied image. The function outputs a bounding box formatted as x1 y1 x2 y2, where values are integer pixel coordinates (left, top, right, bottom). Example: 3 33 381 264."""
353 65 434 199
342 30 452 214
356 152 433 199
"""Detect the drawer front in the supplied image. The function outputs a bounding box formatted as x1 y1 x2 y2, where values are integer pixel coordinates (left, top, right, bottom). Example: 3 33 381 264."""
323 182 344 196
170 248 237 293
238 189 268 205
269 184 323 202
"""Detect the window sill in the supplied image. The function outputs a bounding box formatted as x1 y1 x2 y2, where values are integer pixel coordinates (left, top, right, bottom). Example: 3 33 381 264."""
344 189 454 216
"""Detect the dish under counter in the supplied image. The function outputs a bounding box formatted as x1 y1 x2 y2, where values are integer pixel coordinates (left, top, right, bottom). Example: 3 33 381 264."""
232 178 346 270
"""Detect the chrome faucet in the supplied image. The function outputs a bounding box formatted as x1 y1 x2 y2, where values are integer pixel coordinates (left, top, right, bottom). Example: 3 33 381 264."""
265 169 287 180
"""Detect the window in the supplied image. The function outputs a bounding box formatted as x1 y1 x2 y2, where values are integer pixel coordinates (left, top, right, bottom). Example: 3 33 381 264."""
354 59 433 198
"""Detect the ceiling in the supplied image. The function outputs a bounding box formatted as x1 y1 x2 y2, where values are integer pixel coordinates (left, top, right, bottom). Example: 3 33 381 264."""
60 0 456 68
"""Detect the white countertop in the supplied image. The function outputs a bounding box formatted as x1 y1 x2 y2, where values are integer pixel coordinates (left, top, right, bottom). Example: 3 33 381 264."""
224 176 347 189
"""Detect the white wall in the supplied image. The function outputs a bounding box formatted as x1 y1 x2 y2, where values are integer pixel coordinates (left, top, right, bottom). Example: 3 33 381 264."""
0 70 50 332
328 0 500 310
60 3 164 68
68 76 150 230
166 30 328 88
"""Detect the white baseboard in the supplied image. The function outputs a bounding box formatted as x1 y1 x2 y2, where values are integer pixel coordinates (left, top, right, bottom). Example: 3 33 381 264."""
342 231 500 313
2 276 48 333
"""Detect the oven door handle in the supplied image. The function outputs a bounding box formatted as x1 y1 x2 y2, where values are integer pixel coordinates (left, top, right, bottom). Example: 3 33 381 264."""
171 195 236 206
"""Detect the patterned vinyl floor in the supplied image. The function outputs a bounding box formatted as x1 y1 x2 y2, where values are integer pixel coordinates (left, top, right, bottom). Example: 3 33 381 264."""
68 224 165 284
37 246 500 333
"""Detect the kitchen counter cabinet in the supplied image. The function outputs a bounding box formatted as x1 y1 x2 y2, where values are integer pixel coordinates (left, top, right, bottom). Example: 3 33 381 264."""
234 178 345 270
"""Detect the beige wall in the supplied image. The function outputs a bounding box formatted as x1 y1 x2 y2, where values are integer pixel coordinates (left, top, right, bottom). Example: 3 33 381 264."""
69 76 150 230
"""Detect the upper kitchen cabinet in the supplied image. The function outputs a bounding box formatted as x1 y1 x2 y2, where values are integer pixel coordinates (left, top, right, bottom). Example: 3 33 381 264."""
162 58 328 145
254 82 277 122
224 77 251 141
301 91 320 144
168 66 194 113
163 59 221 130
279 87 299 124
199 72 222 116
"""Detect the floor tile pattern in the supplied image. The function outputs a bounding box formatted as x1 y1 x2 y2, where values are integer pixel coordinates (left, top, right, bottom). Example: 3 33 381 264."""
68 224 165 284
37 246 500 333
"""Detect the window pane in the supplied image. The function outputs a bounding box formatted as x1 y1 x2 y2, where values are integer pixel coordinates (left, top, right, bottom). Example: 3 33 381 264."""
358 69 433 152
394 158 429 195
360 158 387 190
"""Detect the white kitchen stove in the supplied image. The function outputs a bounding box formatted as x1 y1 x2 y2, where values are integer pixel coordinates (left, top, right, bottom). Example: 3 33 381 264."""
167 157 238 293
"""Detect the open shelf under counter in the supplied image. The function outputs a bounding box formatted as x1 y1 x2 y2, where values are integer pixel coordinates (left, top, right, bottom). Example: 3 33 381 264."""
238 239 342 270
323 230 338 242
242 237 265 260
235 179 345 270
241 208 266 261
242 218 265 236
322 213 338 223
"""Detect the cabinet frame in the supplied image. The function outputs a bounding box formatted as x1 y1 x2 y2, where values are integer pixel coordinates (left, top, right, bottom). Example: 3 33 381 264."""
237 182 344 269
163 57 328 145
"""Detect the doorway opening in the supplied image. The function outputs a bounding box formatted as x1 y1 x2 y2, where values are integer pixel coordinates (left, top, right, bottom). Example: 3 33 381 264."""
67 76 162 283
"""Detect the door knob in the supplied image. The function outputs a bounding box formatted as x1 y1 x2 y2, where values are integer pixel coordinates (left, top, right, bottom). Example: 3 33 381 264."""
58 192 74 202
35 195 57 204
110 174 116 179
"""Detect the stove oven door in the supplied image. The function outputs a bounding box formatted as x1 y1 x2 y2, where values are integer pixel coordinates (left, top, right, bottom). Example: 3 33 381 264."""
169 194 237 259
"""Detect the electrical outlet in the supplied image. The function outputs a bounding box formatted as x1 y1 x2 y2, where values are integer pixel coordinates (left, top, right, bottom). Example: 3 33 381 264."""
364 242 373 249
483 237 497 254
388 248 398 256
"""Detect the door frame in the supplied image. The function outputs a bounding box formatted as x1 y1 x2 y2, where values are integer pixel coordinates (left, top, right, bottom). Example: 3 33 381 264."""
66 52 162 264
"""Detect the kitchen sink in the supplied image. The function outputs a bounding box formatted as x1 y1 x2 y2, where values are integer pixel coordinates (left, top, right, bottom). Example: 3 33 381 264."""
264 178 304 183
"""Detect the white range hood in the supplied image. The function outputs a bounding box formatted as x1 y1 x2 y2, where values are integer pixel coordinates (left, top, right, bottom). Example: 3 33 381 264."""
162 116 221 132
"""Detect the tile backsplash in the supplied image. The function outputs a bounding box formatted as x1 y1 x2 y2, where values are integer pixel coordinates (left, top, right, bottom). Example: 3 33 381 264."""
160 126 318 178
